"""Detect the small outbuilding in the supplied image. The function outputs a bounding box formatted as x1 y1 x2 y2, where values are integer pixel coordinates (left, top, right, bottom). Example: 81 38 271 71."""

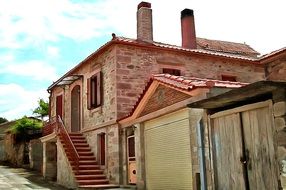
119 74 248 190
189 80 286 189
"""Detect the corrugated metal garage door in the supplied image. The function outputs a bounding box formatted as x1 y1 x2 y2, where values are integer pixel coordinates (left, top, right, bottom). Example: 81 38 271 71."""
144 109 193 190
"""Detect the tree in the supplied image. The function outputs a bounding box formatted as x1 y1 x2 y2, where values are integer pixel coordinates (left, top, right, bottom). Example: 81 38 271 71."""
10 116 42 135
33 98 49 121
0 117 8 124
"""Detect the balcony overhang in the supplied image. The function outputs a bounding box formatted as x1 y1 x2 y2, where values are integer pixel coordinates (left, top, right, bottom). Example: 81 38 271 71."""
48 75 82 91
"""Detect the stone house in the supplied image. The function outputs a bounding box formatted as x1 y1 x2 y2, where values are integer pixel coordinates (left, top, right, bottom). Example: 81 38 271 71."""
40 1 275 189
119 49 286 189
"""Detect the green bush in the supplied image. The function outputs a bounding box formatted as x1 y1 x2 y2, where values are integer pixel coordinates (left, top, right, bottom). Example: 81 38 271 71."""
10 116 42 135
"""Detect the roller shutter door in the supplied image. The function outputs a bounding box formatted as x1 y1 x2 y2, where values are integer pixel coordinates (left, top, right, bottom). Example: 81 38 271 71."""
144 109 193 190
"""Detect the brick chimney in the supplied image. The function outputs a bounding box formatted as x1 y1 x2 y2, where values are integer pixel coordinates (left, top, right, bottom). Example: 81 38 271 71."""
181 9 196 49
137 2 153 42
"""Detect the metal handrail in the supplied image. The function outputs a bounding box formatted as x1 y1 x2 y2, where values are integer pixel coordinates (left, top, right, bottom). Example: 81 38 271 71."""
57 116 80 171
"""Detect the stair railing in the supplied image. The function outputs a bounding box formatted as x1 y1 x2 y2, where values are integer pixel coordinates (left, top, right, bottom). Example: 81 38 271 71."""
42 116 58 136
57 116 80 171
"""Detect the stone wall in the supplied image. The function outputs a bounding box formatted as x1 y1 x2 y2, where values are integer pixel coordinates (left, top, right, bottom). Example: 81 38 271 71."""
273 89 286 189
266 59 286 81
115 44 265 119
84 123 120 184
57 139 77 189
3 133 25 166
29 139 43 172
0 140 5 161
43 141 57 180
49 47 116 131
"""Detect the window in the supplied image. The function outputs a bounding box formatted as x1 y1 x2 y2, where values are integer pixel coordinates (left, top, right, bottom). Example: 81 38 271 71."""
221 75 237 82
162 68 181 76
87 72 102 109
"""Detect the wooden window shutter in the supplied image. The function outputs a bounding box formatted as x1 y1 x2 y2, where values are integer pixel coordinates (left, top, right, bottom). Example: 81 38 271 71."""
96 71 102 106
87 77 91 110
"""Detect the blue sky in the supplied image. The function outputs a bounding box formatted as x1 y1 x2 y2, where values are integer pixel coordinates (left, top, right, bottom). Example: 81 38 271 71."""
0 0 285 120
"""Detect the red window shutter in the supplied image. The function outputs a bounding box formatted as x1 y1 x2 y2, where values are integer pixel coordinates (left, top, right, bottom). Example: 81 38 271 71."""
96 72 102 106
87 78 91 110
56 95 63 119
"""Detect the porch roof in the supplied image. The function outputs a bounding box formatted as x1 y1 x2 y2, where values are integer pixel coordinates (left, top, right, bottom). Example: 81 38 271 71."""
187 80 286 109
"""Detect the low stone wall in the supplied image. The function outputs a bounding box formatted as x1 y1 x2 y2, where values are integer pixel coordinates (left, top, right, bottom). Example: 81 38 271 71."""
29 139 43 172
57 139 77 189
0 140 6 161
273 90 286 189
3 133 25 166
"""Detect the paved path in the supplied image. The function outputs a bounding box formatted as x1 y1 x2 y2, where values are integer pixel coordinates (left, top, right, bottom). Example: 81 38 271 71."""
0 165 67 190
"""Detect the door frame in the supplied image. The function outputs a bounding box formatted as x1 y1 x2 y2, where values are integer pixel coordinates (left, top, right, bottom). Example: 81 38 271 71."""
56 94 63 119
71 85 81 132
208 100 278 189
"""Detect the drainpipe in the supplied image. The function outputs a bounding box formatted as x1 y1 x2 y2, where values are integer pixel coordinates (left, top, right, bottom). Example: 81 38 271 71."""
197 119 207 190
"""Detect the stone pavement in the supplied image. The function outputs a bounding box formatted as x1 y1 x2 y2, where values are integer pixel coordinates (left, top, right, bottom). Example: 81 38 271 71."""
0 165 67 190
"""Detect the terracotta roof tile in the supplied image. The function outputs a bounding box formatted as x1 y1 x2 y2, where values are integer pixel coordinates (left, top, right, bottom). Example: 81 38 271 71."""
196 38 260 57
114 36 259 61
119 74 249 121
153 74 249 90
260 47 286 60
48 35 262 90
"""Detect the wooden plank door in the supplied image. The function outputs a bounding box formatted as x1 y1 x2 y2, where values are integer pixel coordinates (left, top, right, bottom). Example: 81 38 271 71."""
241 106 278 190
210 101 278 190
212 113 246 190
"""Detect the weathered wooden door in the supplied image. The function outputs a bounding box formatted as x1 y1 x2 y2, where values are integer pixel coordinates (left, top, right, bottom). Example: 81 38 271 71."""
210 101 278 190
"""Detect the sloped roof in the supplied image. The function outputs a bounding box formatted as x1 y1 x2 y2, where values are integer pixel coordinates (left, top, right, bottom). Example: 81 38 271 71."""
115 36 259 61
196 38 259 57
48 35 280 91
119 74 248 122
260 47 286 63
153 74 249 90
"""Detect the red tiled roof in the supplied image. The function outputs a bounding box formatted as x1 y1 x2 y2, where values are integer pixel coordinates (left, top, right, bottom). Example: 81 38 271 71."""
114 36 259 61
48 35 273 90
153 74 249 90
196 38 260 57
119 74 249 121
260 47 286 60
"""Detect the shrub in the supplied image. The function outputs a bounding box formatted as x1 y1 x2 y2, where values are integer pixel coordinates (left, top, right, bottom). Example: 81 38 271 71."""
10 116 42 135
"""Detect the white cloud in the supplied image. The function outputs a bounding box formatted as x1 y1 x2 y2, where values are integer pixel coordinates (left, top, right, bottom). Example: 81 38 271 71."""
0 83 48 120
0 0 117 49
47 46 60 58
1 0 284 53
0 60 58 81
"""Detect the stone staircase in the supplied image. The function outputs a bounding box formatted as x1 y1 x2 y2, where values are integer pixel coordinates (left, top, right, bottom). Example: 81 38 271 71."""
60 132 118 189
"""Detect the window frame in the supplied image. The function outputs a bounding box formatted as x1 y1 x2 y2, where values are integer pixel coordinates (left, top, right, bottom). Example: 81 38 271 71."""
87 71 103 110
162 68 181 76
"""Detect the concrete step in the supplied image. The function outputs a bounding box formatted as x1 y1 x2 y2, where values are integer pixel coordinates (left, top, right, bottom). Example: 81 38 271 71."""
76 147 92 152
72 165 100 170
70 136 86 140
74 170 104 175
72 140 87 143
77 179 109 186
78 184 119 189
79 156 96 160
74 144 89 148
71 160 98 165
75 174 106 180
